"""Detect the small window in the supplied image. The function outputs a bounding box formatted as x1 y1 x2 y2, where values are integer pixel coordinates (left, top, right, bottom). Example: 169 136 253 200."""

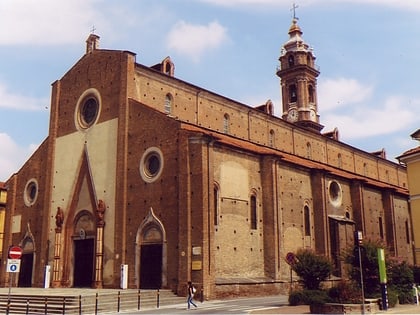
304 205 310 236
379 217 384 239
338 153 343 168
405 220 410 244
214 185 219 226
308 85 314 103
250 195 257 230
269 129 275 147
289 84 297 103
164 94 172 114
306 142 312 159
223 114 230 134
288 55 295 67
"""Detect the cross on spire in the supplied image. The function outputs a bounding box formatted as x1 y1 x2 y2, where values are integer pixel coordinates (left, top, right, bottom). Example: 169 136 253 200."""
291 3 299 20
90 25 96 34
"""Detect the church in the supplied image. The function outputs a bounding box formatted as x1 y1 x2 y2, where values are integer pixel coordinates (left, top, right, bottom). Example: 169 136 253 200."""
1 17 413 298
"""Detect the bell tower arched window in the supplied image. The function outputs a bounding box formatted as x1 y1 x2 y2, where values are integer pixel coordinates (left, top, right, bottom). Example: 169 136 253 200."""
289 84 297 103
308 85 314 103
288 55 295 67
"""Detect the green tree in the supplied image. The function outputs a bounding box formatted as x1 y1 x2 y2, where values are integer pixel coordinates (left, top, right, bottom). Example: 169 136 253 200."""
344 239 383 296
291 249 333 290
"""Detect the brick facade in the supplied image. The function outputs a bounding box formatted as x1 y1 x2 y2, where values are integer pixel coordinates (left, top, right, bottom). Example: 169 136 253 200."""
1 23 413 298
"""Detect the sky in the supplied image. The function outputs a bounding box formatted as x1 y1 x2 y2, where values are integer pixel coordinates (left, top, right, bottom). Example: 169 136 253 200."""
1 0 420 181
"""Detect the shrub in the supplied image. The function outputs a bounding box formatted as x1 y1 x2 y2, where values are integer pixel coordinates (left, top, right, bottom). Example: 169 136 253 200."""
289 289 331 306
328 281 362 304
291 249 333 290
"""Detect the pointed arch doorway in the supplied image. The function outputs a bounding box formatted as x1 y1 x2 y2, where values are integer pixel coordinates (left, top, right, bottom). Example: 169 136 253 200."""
136 208 167 289
73 211 96 287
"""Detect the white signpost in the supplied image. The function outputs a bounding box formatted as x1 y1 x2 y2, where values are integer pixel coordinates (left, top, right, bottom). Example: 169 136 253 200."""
6 259 21 273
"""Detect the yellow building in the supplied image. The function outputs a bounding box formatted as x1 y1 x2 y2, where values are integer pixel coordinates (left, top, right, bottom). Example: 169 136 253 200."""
398 130 420 265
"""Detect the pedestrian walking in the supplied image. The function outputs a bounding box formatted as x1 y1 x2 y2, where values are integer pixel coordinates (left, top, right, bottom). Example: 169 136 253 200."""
187 281 197 309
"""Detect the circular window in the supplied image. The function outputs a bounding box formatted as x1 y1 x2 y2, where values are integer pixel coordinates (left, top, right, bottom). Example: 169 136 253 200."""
328 180 342 207
81 97 98 126
24 179 38 206
75 89 101 130
140 147 164 183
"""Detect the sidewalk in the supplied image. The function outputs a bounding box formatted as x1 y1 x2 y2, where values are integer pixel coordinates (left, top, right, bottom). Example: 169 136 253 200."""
251 303 420 314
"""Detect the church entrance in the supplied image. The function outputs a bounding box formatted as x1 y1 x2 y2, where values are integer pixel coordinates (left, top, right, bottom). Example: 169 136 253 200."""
73 238 94 287
18 253 33 287
137 208 167 290
140 244 162 289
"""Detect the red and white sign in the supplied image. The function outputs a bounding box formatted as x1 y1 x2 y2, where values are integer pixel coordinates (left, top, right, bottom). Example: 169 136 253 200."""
8 246 22 259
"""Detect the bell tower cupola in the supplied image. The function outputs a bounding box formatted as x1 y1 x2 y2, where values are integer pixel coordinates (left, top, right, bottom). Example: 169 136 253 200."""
277 17 323 133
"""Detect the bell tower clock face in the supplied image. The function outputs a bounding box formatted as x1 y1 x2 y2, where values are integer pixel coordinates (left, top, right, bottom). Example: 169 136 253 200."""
287 109 298 122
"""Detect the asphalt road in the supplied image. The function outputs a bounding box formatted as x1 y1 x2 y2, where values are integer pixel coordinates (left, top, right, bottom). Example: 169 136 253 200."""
118 295 290 314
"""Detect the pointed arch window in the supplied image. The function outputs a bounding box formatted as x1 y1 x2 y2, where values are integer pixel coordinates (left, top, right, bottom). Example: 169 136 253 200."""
164 93 172 114
223 113 230 134
304 205 311 236
250 195 257 230
289 84 297 103
405 220 410 244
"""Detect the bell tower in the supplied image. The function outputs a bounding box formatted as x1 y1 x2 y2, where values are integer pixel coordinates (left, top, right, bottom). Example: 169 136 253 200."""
277 17 323 133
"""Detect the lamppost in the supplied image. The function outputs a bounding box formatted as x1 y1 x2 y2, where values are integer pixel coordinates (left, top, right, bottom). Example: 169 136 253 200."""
355 231 365 314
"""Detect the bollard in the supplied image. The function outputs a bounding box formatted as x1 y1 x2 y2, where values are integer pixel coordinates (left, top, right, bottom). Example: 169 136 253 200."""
157 289 160 308
117 291 121 313
137 289 141 310
26 299 29 314
78 295 82 315
44 296 48 314
95 292 98 315
62 297 66 315
201 287 204 303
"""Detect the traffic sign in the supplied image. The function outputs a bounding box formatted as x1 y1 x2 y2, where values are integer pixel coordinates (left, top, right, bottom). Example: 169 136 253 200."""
6 259 21 273
8 246 22 259
286 252 296 265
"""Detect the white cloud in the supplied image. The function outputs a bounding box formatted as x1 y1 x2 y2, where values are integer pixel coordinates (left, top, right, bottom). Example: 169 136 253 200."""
0 0 105 45
0 83 48 110
322 95 420 140
166 20 229 63
200 0 420 11
0 133 37 181
318 78 373 111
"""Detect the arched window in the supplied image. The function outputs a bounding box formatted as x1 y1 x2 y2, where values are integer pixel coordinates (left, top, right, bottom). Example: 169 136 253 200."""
214 184 219 226
306 142 312 159
405 220 410 244
250 195 257 230
288 55 295 67
338 153 343 168
308 85 314 103
289 84 297 103
164 93 172 114
269 129 275 147
223 113 230 134
304 205 311 236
